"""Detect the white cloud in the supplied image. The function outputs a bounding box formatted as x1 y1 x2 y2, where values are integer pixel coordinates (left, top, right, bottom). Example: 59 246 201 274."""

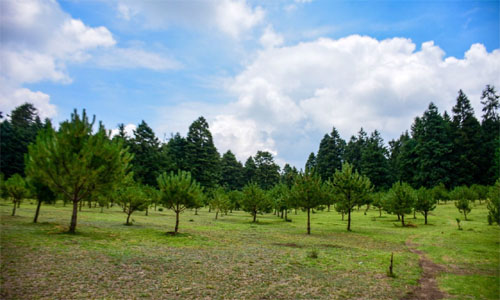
0 84 57 119
260 25 284 49
208 35 500 167
115 0 264 39
1 0 177 119
110 123 137 137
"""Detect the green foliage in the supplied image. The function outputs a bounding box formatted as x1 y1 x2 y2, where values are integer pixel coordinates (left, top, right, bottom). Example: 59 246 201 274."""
360 130 391 191
220 151 244 190
243 156 257 185
452 187 473 220
344 128 367 174
241 182 272 222
305 152 316 172
330 162 373 231
412 103 453 188
25 109 132 233
432 183 449 203
479 85 500 185
0 103 44 178
227 190 243 211
116 184 149 225
4 174 29 216
157 170 203 233
316 126 345 181
386 182 416 226
414 187 437 224
486 180 500 225
185 117 220 190
254 151 280 190
128 121 165 187
209 187 231 219
290 170 325 234
281 164 298 188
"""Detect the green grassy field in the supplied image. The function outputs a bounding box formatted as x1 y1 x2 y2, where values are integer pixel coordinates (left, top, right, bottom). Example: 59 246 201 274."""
1 200 498 299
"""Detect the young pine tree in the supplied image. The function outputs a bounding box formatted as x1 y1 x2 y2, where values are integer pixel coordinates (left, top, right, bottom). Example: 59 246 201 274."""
4 174 29 216
386 182 416 226
241 183 272 222
415 187 437 225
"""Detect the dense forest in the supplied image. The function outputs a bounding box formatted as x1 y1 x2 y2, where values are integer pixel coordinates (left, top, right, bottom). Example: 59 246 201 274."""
1 85 499 233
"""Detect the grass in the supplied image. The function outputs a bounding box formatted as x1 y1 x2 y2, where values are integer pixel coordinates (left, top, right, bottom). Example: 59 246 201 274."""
1 199 498 299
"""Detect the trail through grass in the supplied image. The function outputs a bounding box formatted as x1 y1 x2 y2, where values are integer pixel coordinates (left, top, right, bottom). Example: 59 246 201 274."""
1 200 498 299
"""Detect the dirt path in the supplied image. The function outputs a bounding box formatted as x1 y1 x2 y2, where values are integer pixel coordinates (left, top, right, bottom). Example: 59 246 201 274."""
401 241 448 300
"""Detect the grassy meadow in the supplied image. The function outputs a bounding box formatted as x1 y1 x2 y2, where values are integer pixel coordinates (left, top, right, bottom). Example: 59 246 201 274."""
1 199 498 299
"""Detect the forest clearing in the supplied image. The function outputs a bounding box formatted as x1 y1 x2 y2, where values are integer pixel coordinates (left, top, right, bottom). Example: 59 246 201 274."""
1 200 498 299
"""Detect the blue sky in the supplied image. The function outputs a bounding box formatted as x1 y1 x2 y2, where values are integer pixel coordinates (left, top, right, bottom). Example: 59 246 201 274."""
1 0 499 168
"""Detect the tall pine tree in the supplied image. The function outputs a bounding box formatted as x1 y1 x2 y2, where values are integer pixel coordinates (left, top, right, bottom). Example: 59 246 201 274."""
316 126 346 181
220 150 244 190
479 85 500 185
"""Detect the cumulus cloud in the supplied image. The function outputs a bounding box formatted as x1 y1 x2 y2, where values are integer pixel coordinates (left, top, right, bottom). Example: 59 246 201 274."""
260 25 284 49
110 123 137 137
208 35 500 166
0 0 178 119
115 0 264 39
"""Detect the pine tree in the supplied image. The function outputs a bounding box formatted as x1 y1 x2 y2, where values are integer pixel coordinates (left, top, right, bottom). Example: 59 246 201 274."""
165 133 189 172
451 90 482 186
185 117 220 190
479 85 500 185
244 156 257 184
26 110 132 233
305 152 316 172
290 170 325 234
316 126 346 181
241 183 272 222
344 128 367 172
412 103 453 188
360 130 391 191
281 164 299 188
129 121 164 187
386 182 416 226
4 174 29 216
220 150 244 190
254 151 280 190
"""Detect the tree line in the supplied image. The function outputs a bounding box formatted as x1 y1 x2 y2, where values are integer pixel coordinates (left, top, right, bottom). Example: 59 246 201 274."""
1 86 499 234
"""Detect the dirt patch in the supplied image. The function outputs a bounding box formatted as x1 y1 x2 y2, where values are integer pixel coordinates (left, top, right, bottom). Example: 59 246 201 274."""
401 241 447 300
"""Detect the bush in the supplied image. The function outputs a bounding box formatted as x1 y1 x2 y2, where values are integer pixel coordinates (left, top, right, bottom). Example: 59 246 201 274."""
307 248 319 259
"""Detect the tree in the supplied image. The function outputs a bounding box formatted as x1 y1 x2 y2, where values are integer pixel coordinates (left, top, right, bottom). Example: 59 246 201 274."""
305 152 316 172
129 121 164 187
316 126 346 181
344 128 367 173
4 174 29 216
431 183 449 204
28 177 56 223
386 182 416 226
415 187 437 225
281 164 298 189
270 183 291 221
220 151 244 190
165 133 189 172
254 151 280 190
290 171 324 234
360 130 391 190
451 186 475 220
330 163 373 231
116 184 149 225
243 156 257 185
0 103 44 178
479 85 500 185
157 170 203 234
487 179 500 225
388 132 417 186
209 187 230 220
25 110 132 233
185 117 220 190
412 103 453 188
451 90 482 186
241 183 272 222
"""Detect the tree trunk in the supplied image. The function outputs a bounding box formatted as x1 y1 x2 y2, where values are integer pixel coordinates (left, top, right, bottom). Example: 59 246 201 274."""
100 206 104 213
145 207 148 216
327 204 330 212
397 214 400 221
413 210 416 219
341 212 344 221
253 211 257 222
464 211 467 220
379 207 382 217
364 204 370 215
280 210 284 219
126 211 132 225
347 209 352 231
34 199 42 223
88 199 92 208
11 200 17 216
401 214 405 227
424 211 428 225
307 208 311 235
17 201 20 208
215 210 219 220
195 208 198 215
175 210 180 233
285 209 288 221
79 200 83 212
154 202 157 211
69 199 79 233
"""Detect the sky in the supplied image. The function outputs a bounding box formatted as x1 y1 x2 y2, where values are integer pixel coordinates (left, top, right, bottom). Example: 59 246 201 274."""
1 0 499 169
